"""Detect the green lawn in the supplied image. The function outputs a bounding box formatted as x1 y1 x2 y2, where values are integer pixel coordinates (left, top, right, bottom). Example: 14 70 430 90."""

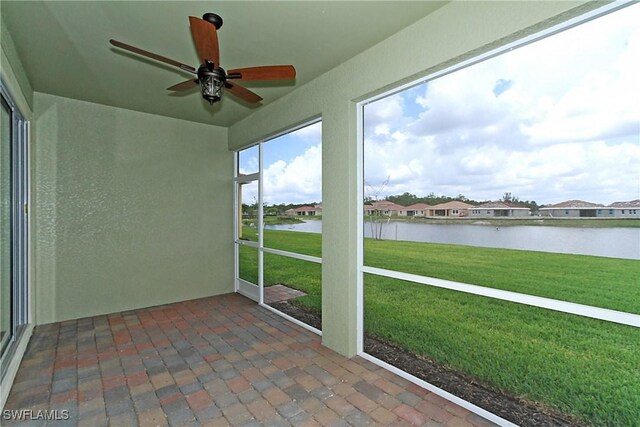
238 228 640 426
364 276 639 427
365 239 640 313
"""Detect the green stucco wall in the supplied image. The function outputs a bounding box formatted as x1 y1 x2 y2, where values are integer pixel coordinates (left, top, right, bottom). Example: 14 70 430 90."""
0 15 34 110
228 1 600 356
33 93 233 324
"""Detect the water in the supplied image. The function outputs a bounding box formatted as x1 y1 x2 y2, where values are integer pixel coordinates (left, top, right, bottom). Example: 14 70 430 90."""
265 220 640 260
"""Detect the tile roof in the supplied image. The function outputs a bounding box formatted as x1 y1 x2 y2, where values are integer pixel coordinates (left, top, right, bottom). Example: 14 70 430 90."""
477 201 529 209
294 205 322 212
542 200 604 209
371 201 405 210
609 199 640 208
430 201 476 210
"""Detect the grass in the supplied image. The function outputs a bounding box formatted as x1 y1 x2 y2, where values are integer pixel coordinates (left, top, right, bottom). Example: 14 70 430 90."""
365 239 640 313
364 276 640 426
238 228 640 426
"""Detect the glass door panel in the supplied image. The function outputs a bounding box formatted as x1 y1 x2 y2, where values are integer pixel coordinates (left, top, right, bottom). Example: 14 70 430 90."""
1 96 12 353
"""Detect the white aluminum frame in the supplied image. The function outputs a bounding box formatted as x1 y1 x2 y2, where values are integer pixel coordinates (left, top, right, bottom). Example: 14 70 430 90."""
356 1 638 424
234 148 261 300
233 117 323 329
0 78 30 381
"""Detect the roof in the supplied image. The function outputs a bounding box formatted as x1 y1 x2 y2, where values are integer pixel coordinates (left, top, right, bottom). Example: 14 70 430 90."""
294 206 322 212
477 201 530 210
406 203 432 210
431 201 476 210
541 200 604 209
372 201 405 211
609 200 640 208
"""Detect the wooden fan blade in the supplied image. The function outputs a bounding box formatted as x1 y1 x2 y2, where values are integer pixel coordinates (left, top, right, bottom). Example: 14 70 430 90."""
109 39 196 73
189 16 220 66
167 79 199 91
228 65 296 81
226 82 263 103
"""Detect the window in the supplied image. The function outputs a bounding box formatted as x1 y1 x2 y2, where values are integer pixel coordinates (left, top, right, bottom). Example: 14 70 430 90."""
359 3 639 426
234 120 322 331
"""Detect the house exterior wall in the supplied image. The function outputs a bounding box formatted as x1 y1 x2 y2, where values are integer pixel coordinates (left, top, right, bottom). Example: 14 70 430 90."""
228 1 599 356
542 208 581 217
611 208 640 218
469 209 530 218
540 207 640 218
542 208 601 217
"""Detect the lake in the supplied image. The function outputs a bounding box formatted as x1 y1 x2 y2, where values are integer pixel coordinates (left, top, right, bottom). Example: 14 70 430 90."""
265 220 640 260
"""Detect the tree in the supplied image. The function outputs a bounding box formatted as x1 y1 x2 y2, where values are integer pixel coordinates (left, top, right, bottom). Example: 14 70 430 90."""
502 192 520 203
388 192 418 206
364 176 391 240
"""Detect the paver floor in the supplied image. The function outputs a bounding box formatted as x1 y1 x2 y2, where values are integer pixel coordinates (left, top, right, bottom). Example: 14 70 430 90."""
4 293 497 426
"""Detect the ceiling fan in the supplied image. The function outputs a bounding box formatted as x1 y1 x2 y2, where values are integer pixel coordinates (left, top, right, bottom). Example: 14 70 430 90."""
109 13 296 105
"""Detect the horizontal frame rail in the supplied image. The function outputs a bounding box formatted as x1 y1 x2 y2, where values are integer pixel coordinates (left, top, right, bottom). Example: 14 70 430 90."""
362 266 640 327
262 247 322 264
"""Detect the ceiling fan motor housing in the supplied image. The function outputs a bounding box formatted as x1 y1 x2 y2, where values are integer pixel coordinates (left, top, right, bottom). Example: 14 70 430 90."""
198 64 226 104
202 13 223 29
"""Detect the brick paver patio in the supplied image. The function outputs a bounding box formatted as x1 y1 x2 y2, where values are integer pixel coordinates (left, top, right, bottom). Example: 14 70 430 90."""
3 293 497 426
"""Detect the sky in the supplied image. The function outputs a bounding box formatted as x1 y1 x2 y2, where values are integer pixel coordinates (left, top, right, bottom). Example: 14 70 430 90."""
239 121 322 205
240 3 639 206
364 3 640 205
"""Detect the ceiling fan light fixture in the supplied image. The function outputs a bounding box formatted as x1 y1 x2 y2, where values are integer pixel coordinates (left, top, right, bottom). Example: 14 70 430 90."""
198 64 226 104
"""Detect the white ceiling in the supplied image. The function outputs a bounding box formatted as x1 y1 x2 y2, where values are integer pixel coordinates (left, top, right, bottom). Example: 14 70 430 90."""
1 1 447 126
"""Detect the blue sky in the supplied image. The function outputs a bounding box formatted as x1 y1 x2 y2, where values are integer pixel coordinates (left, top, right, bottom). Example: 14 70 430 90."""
240 4 639 206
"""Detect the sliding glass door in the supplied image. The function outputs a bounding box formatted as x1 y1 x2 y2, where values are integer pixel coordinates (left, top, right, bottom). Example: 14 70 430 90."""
0 95 12 355
0 81 29 377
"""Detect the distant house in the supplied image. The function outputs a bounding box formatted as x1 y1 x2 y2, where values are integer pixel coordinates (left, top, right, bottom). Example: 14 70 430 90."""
468 201 530 218
608 200 640 218
405 203 432 217
539 200 604 217
429 201 475 217
285 205 322 216
368 200 406 216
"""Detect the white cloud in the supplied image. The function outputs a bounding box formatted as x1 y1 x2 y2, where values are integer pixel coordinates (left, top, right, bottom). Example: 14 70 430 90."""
287 121 322 142
363 4 640 205
521 27 640 144
263 144 322 204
